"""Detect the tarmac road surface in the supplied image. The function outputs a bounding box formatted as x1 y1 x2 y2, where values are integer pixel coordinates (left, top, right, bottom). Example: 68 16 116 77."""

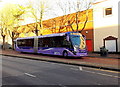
1 56 119 86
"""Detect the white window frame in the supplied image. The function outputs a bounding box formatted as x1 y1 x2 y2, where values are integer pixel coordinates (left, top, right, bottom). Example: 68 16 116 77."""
103 6 113 17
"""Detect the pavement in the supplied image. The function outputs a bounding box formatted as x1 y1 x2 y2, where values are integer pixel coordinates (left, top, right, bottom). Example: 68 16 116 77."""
88 52 120 59
0 49 120 71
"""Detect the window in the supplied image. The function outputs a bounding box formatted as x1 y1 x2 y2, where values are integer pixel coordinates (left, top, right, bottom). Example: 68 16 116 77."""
105 7 112 16
38 36 72 48
17 39 34 48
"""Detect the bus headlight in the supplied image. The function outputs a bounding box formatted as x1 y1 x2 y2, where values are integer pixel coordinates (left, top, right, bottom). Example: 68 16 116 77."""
74 45 79 52
74 47 77 52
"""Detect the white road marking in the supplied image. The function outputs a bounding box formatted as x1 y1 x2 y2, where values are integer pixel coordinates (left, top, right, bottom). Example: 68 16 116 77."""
58 84 67 87
79 67 83 71
24 73 36 78
98 83 102 85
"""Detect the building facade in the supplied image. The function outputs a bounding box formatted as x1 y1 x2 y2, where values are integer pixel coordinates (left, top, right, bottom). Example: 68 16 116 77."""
93 0 119 52
0 0 119 53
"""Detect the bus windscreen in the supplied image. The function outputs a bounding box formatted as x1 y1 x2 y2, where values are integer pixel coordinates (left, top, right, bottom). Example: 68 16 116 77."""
70 35 86 50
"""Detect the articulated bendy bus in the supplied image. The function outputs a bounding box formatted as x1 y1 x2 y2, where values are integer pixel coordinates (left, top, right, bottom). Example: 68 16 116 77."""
15 32 87 57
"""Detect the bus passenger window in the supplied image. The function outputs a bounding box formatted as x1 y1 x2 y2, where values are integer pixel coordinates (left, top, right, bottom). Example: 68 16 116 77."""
17 39 34 48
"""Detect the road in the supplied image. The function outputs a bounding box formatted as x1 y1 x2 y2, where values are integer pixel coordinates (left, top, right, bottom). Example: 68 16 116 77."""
1 55 119 86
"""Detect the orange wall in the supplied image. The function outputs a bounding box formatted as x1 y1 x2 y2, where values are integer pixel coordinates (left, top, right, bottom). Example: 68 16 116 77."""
17 9 93 36
41 9 93 35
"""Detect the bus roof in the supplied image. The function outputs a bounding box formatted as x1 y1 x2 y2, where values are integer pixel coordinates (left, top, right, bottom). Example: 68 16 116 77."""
16 32 80 40
38 32 67 38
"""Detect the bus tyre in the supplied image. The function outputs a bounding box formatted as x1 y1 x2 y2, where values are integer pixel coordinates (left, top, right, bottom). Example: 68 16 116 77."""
63 51 68 57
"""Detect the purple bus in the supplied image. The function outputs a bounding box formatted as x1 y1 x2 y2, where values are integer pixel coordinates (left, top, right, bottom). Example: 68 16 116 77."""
15 32 87 57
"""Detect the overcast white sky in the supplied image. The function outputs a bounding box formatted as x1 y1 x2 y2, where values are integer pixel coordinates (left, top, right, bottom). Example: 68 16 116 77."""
0 0 108 24
0 0 102 14
0 0 102 11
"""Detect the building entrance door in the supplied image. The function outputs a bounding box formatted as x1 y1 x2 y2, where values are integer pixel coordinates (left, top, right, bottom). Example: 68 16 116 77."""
105 40 116 52
86 40 93 52
104 36 118 52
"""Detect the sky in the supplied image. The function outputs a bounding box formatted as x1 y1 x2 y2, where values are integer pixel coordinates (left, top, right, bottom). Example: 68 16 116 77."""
0 0 106 24
0 0 60 24
0 0 59 17
0 0 101 12
0 0 57 7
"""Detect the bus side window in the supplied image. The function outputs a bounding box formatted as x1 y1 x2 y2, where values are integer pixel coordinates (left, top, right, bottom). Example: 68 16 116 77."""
27 39 34 48
61 37 71 48
52 40 55 47
17 39 34 48
52 36 62 47
38 38 43 47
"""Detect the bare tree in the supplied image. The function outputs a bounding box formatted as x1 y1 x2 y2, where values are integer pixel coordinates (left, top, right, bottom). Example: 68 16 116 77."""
9 5 26 49
56 0 74 32
0 7 11 50
0 26 7 50
73 0 95 32
55 0 95 33
0 4 27 50
27 0 51 36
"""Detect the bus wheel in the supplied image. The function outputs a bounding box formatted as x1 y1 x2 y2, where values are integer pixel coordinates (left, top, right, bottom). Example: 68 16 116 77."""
63 51 68 57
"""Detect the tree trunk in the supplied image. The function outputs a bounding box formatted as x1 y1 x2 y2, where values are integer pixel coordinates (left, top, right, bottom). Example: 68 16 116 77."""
12 32 14 50
12 38 14 50
35 23 38 36
68 20 75 32
80 15 88 33
2 36 6 50
79 10 89 33
76 12 79 32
